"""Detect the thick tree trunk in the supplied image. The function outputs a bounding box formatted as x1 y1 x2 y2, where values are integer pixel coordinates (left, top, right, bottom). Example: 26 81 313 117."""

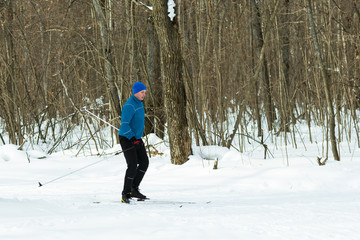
152 0 191 165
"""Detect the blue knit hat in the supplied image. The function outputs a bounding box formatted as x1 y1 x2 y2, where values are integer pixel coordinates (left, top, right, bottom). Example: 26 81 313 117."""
132 82 147 94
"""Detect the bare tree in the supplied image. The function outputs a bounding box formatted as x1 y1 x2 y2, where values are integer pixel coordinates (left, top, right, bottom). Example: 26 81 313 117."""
0 0 359 163
250 0 276 134
92 0 121 129
306 0 340 161
0 0 21 144
151 0 191 164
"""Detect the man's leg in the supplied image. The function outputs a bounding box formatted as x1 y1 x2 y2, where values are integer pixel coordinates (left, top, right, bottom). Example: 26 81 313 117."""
132 141 149 189
119 136 138 196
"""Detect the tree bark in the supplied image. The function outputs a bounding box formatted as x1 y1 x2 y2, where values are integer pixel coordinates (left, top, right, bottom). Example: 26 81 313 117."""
152 0 191 165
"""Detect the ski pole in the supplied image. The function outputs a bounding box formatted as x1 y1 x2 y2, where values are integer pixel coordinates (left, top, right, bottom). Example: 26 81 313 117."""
38 151 122 187
82 106 119 131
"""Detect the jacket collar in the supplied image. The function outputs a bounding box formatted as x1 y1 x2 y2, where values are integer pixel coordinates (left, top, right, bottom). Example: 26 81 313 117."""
131 94 142 103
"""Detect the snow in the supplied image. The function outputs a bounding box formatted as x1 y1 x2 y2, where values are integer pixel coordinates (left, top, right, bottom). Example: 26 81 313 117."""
137 0 175 20
168 0 175 21
1 130 360 240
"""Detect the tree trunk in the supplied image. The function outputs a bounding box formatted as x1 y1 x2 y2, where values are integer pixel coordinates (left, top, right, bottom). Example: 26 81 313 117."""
152 0 191 165
0 0 20 144
92 0 121 128
278 0 293 132
250 0 276 133
146 17 164 139
306 0 340 161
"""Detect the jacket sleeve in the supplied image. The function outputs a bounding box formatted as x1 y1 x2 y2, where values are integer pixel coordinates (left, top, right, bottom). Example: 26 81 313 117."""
119 104 135 139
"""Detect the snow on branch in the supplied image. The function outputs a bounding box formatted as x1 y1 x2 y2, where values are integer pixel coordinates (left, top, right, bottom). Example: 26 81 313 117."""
132 0 176 21
132 0 153 11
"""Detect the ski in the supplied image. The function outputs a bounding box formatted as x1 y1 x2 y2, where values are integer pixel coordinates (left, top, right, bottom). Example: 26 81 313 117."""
93 199 206 206
136 199 196 205
136 197 150 201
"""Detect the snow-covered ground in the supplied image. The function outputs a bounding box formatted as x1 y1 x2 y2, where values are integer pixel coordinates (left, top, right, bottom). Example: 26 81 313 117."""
1 132 360 240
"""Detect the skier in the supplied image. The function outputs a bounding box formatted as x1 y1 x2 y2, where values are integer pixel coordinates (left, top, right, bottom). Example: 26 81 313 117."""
119 82 149 203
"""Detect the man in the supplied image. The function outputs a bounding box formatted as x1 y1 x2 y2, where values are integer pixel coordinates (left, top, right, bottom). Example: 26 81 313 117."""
118 82 149 203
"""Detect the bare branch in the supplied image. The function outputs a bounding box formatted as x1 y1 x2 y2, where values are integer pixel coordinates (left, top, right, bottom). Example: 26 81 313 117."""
131 0 152 12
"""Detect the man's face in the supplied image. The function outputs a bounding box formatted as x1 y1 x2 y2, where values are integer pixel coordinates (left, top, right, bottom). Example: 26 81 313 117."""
134 90 146 101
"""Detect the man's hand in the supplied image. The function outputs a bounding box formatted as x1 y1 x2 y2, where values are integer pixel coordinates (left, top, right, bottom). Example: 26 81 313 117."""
130 137 141 145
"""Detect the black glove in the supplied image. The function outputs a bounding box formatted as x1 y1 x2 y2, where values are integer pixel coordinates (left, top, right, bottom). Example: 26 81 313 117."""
130 137 141 145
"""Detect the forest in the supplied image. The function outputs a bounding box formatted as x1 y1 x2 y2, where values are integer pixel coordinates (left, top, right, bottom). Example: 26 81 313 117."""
0 0 359 164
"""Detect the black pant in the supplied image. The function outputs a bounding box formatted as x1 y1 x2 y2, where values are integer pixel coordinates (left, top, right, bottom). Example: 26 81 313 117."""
119 136 149 195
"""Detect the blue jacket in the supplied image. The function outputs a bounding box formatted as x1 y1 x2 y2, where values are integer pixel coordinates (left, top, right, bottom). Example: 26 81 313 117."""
118 95 145 140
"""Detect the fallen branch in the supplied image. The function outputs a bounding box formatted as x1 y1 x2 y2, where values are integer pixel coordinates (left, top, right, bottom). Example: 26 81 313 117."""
317 156 328 166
